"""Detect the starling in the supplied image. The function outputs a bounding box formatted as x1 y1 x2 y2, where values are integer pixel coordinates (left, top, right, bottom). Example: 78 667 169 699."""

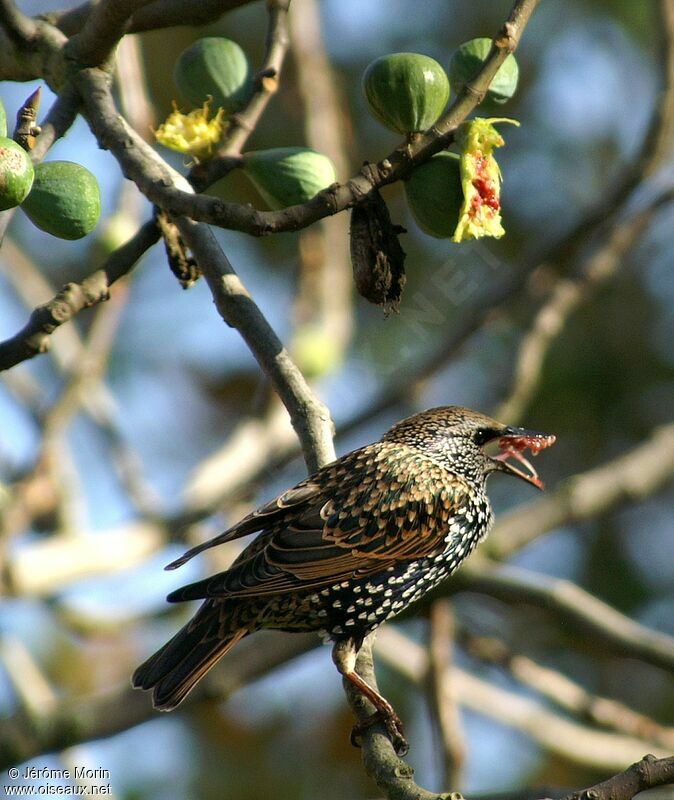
133 406 555 753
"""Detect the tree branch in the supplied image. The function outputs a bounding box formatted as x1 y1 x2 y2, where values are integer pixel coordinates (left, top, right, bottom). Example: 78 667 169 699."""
6 5 667 798
70 0 540 237
30 84 80 160
339 633 445 800
190 0 291 187
560 755 674 800
176 218 335 472
0 0 37 44
45 0 254 36
62 0 155 67
454 559 674 674
0 0 291 371
0 220 159 370
0 4 66 86
0 0 538 373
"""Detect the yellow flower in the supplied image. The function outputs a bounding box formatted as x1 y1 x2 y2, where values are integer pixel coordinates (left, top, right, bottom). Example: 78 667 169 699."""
154 100 225 161
453 117 519 243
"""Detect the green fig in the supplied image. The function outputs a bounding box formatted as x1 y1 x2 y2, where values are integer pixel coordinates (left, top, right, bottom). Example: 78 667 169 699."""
0 97 7 138
21 161 101 239
242 147 336 210
449 38 519 104
0 137 34 211
174 37 253 114
362 53 450 135
404 151 463 239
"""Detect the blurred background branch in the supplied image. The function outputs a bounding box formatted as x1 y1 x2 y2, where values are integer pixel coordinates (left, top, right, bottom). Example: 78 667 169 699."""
0 0 672 798
377 627 672 770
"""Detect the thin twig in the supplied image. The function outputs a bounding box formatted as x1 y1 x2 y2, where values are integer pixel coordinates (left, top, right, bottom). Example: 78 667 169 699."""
0 238 160 519
190 0 292 187
13 86 42 150
31 84 80 161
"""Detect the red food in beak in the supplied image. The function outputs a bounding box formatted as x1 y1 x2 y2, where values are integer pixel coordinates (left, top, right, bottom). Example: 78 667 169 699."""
491 431 556 489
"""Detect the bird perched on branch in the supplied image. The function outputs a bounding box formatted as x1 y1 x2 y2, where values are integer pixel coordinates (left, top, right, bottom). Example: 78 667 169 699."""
133 406 555 754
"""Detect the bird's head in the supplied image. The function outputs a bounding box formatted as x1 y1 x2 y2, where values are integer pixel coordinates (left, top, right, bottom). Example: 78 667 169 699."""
382 406 556 489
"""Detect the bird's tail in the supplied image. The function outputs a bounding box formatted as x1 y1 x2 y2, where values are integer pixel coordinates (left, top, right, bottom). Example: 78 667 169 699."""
132 601 248 710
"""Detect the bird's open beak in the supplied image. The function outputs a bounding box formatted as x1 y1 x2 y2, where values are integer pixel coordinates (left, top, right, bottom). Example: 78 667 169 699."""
489 426 556 490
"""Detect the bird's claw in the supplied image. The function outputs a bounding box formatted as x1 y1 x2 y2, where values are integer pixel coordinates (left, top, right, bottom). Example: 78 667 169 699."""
350 711 409 756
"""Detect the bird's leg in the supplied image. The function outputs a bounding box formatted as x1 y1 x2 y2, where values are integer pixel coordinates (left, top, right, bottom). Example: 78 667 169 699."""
332 637 408 756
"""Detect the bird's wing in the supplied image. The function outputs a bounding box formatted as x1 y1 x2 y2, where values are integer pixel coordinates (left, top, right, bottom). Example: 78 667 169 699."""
165 481 324 570
167 446 472 602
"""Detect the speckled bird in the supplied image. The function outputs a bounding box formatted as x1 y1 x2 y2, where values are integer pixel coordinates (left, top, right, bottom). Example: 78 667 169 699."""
133 406 555 753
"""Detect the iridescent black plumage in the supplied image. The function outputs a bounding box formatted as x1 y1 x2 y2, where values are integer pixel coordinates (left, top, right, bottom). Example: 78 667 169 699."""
133 406 554 751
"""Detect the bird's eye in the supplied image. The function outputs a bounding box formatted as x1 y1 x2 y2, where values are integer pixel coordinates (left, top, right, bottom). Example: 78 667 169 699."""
473 428 498 446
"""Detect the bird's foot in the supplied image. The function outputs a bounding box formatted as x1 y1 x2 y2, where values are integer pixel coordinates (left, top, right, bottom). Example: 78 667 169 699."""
350 710 409 756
